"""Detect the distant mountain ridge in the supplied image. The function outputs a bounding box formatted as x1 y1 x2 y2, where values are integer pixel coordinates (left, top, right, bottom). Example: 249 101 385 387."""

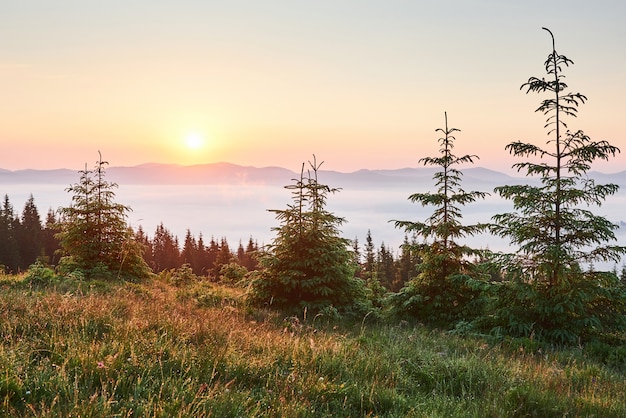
1 162 625 188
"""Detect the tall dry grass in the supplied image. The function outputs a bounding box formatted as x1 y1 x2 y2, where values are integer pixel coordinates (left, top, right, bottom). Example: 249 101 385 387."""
1 274 625 416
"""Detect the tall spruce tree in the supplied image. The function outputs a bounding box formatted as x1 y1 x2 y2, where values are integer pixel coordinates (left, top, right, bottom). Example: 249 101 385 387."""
134 225 154 270
487 28 626 343
181 229 199 273
363 230 376 279
16 194 43 268
392 112 488 324
376 243 395 290
240 237 259 271
41 208 61 265
395 234 420 292
57 153 151 280
249 156 365 312
212 237 232 279
151 223 180 272
0 195 20 272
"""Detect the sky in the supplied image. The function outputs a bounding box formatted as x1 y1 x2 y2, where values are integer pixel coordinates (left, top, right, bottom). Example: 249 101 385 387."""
1 0 625 174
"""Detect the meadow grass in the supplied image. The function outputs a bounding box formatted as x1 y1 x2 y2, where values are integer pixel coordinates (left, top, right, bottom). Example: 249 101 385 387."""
1 273 625 417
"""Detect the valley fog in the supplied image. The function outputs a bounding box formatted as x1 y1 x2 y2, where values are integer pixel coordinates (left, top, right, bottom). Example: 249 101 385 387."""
3 182 625 268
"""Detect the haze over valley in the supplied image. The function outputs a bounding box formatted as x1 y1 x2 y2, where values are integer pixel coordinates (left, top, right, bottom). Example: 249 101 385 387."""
2 162 625 264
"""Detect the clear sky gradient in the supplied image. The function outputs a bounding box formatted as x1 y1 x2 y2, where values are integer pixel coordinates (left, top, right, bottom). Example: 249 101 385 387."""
2 1 625 173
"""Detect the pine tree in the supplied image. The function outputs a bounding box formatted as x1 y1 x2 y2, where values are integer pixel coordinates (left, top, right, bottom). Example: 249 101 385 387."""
236 241 245 264
57 153 151 280
363 230 376 278
41 208 61 265
212 237 232 279
134 225 154 270
488 28 626 343
392 112 488 323
395 234 419 292
195 233 211 275
16 194 43 268
376 243 395 290
0 195 20 272
249 156 365 312
152 223 180 272
240 237 259 271
351 237 362 278
181 229 199 273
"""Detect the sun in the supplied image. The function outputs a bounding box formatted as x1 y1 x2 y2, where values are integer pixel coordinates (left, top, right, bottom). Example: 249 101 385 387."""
184 133 205 150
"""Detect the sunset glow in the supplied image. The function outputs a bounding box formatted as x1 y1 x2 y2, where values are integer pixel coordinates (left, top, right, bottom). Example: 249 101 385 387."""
1 2 625 173
184 133 206 150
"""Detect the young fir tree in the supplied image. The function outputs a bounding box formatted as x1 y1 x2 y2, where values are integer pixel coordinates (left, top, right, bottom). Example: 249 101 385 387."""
488 28 626 343
392 112 489 324
57 153 151 280
249 156 365 312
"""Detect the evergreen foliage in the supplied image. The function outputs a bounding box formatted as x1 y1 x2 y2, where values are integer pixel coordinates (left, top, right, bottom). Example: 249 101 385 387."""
0 195 59 272
485 28 626 343
392 113 489 324
212 238 233 279
151 223 181 272
41 208 61 265
362 230 377 280
237 238 259 271
0 195 21 272
395 234 420 292
15 195 43 268
249 156 366 312
56 153 151 280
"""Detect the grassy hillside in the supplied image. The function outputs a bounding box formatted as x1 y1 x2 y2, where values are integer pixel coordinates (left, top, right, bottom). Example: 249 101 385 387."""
1 274 625 417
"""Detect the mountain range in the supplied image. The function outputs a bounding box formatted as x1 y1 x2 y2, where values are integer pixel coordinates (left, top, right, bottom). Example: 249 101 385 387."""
2 162 625 189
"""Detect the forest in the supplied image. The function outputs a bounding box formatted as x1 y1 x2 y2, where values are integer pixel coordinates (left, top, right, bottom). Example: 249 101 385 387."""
1 28 626 416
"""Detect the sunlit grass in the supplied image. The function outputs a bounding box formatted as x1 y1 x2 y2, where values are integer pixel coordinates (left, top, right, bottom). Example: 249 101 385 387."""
0 275 625 416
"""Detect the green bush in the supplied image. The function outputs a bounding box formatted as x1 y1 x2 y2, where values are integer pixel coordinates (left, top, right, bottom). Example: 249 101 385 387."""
161 264 198 287
219 262 248 285
24 261 58 286
475 271 626 344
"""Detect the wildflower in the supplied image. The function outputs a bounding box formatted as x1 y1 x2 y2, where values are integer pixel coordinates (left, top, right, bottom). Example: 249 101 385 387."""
97 361 105 369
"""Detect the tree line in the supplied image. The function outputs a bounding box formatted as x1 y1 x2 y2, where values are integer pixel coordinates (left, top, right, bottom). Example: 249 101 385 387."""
0 195 59 272
0 192 258 279
0 191 424 288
